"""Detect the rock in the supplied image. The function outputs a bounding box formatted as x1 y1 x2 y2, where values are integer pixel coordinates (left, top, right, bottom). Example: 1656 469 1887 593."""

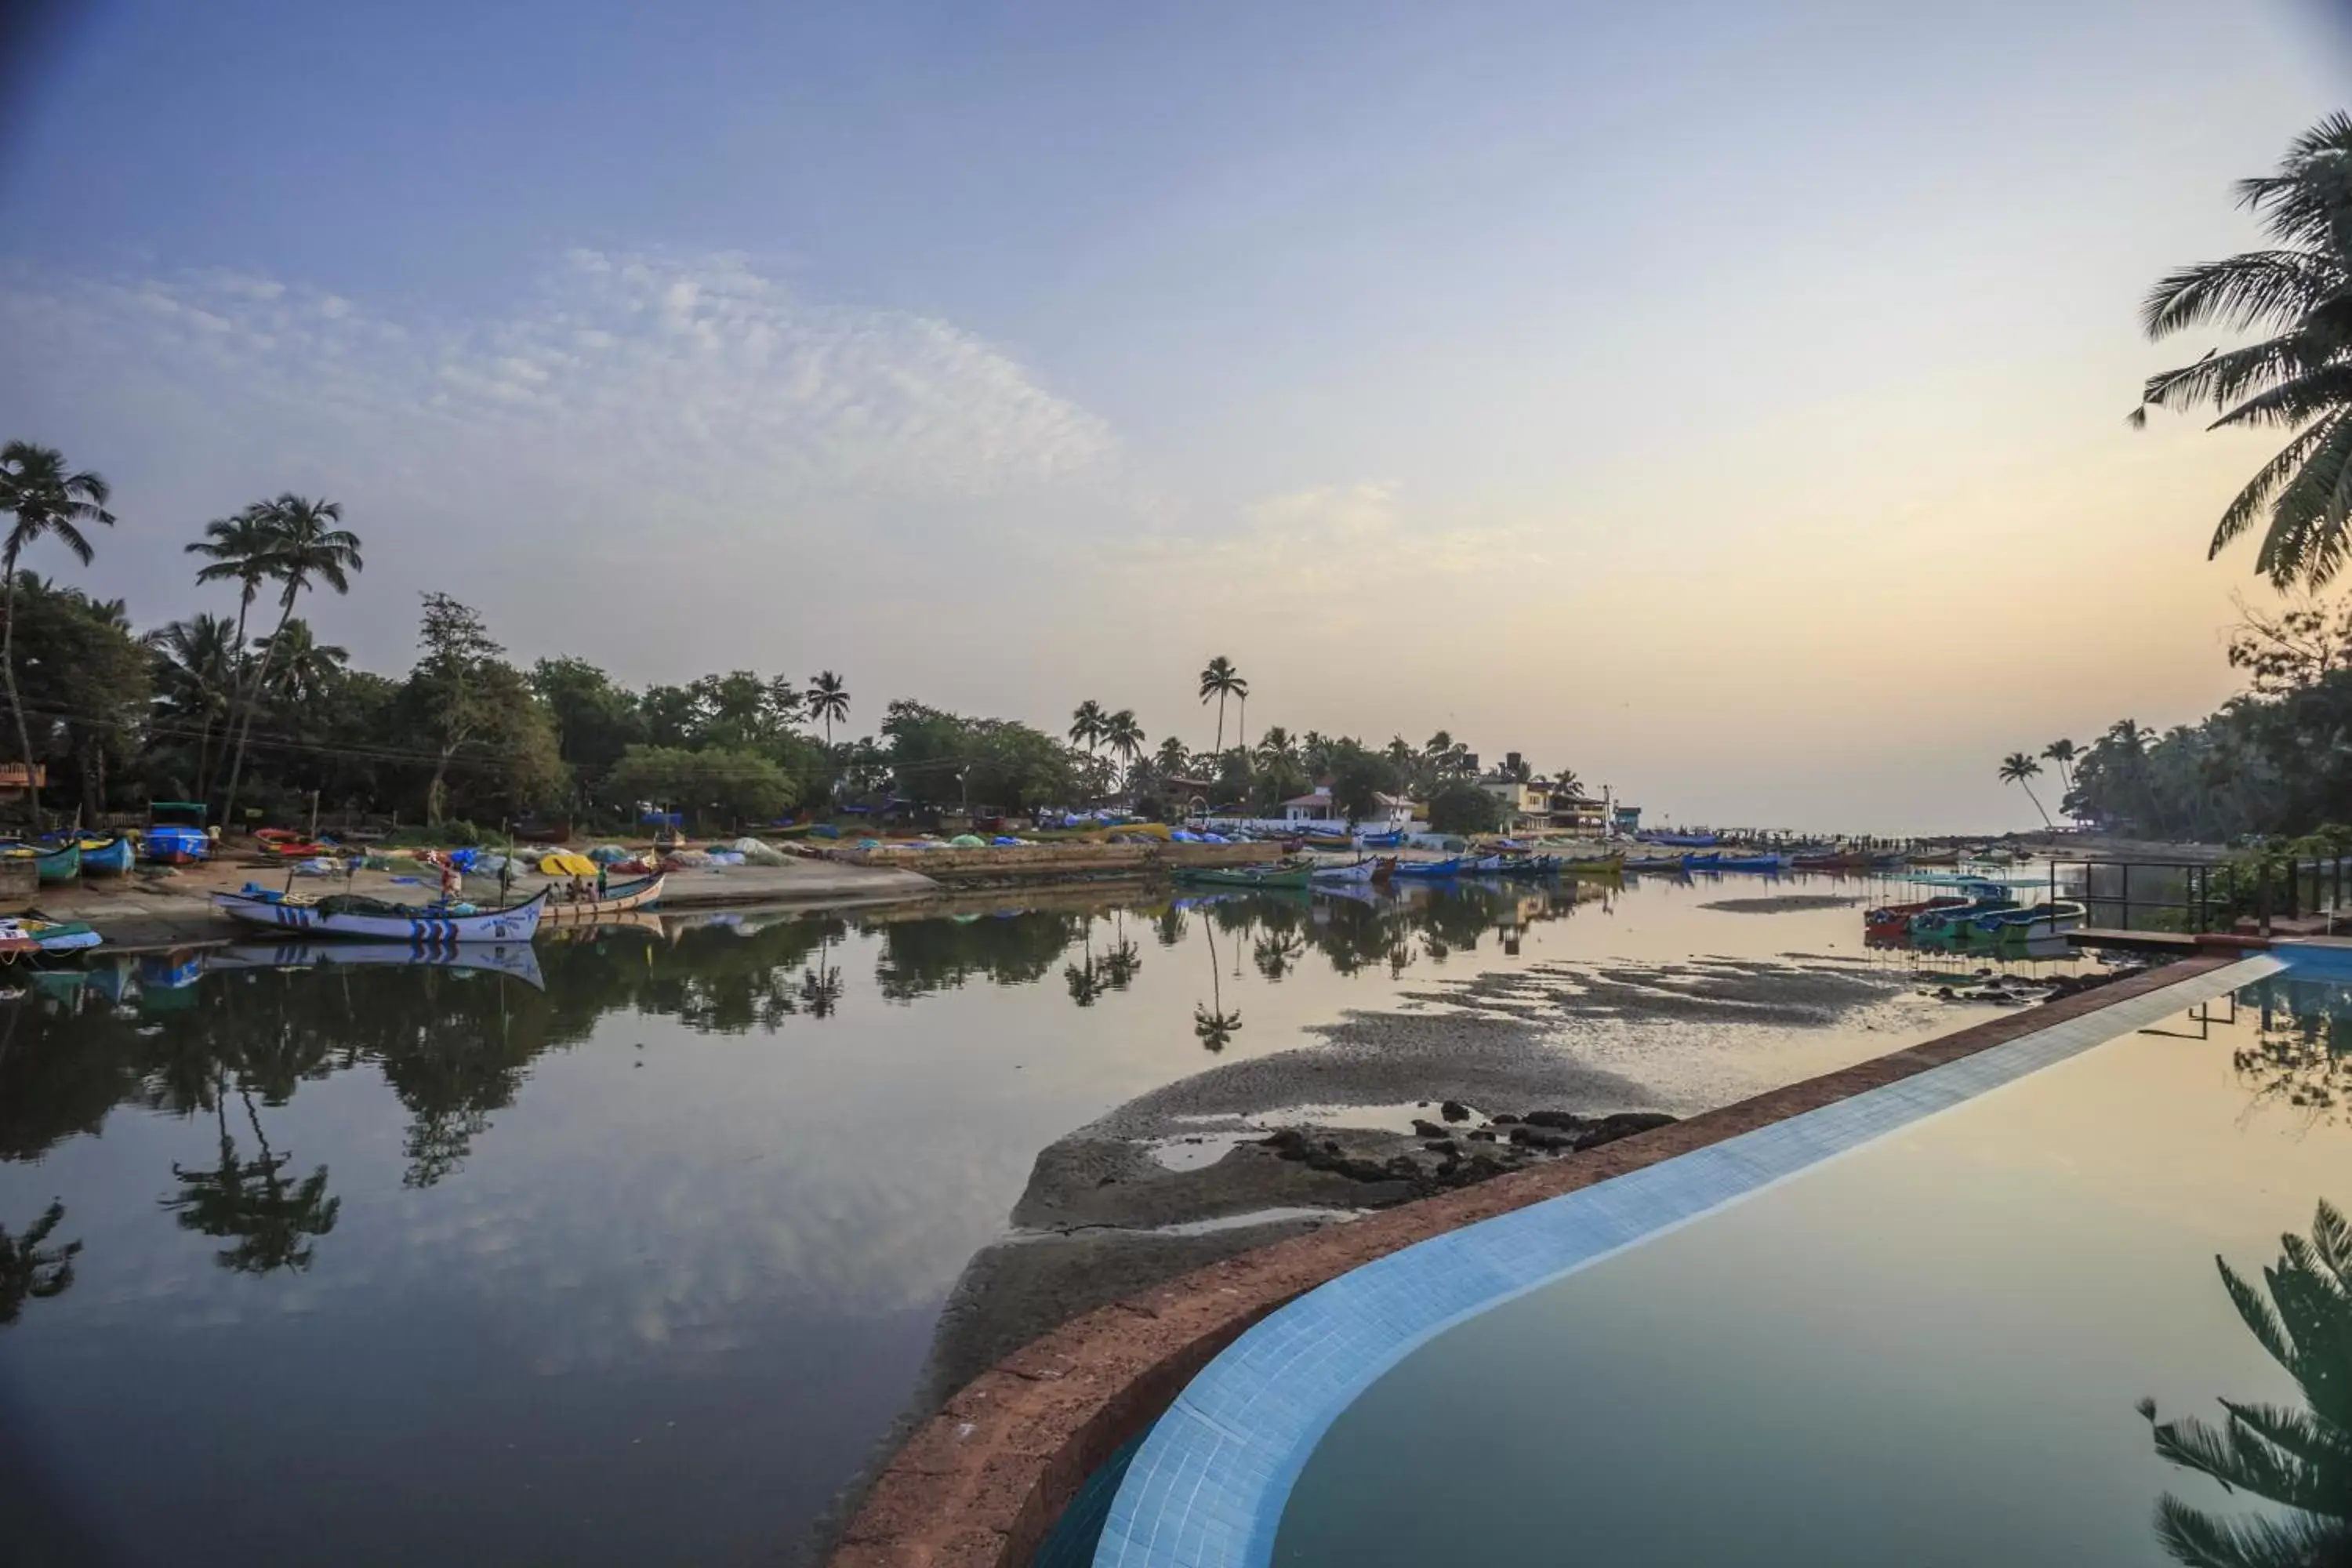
1410 1119 1450 1139
1571 1112 1679 1150
1261 1129 1311 1160
1466 1128 1498 1142
1507 1125 1575 1151
1490 1113 1521 1126
1521 1109 1586 1131
1439 1100 1472 1123
1466 1154 1503 1178
1422 1138 1458 1155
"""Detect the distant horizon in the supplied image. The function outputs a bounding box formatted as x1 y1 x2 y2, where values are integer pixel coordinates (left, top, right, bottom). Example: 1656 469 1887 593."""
3 1 2346 836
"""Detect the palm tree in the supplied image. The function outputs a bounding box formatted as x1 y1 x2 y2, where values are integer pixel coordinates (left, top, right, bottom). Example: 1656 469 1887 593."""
0 442 114 829
1153 735 1192 777
2042 738 2078 796
2138 1199 2352 1566
1068 699 1107 753
218 496 363 830
2133 114 2352 586
806 670 851 746
1255 727 1301 771
1197 655 1247 755
1998 752 2053 826
149 613 241 798
260 619 349 710
1102 708 1145 769
187 504 277 656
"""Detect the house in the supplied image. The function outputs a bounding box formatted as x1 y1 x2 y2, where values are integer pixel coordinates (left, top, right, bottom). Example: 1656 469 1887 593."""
1281 789 1421 826
1479 777 1549 822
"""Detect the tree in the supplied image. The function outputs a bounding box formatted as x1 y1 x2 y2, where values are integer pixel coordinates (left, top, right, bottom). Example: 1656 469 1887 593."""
219 495 362 831
2138 1199 2352 1566
1327 740 1398 826
1102 708 1145 770
1428 779 1505 835
607 744 797 828
0 442 114 828
399 593 564 824
530 656 646 811
13 575 152 823
807 670 851 746
2042 739 2079 799
2132 114 2352 587
1068 699 1106 753
1998 752 2053 827
1153 735 1192 777
186 505 276 662
1197 655 1247 755
149 613 240 800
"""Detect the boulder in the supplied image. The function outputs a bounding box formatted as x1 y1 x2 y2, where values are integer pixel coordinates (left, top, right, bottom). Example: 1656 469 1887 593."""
1439 1100 1472 1123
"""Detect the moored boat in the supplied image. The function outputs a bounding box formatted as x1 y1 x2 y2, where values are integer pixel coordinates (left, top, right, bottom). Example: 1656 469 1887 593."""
1392 857 1464 878
1623 852 1687 873
144 800 211 865
1712 853 1787 873
1559 852 1625 875
0 917 101 956
209 938 546 989
1864 895 1970 943
212 885 550 942
535 873 667 927
0 840 81 884
1309 858 1380 883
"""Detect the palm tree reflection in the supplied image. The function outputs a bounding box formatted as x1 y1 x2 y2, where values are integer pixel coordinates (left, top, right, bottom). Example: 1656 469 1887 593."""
1196 919 1241 1053
0 1201 81 1324
2140 1197 2352 1564
162 1073 339 1274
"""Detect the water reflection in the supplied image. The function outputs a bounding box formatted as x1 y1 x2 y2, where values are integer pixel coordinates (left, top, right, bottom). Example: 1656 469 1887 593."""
2140 1197 2352 1564
0 1201 80 1323
2233 974 2352 1120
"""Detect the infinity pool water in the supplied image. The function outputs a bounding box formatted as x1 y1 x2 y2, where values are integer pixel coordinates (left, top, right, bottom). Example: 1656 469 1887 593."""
1273 963 2350 1566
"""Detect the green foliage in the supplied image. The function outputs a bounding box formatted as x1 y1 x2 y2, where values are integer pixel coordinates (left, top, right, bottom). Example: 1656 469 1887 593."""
2140 1199 2352 1565
1427 779 1504 835
2134 114 2352 587
1327 739 1399 826
13 573 150 822
606 744 797 826
531 655 647 804
396 593 566 824
881 700 1080 813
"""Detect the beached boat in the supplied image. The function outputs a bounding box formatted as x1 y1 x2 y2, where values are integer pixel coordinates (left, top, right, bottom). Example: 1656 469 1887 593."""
1301 833 1355 851
1907 848 1962 866
1309 858 1380 883
0 917 100 956
1358 831 1404 849
1683 852 1722 870
1471 854 1560 877
1973 900 2088 954
212 885 550 942
535 873 666 927
1642 832 1719 848
1910 896 2019 951
1559 853 1625 875
78 834 135 876
1392 857 1464 878
1623 852 1687 873
0 840 80 884
144 800 210 865
1171 863 1316 890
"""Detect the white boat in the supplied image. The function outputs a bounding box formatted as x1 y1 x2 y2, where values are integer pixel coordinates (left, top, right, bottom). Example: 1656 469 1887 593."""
536 873 666 927
212 886 548 943
1309 858 1381 883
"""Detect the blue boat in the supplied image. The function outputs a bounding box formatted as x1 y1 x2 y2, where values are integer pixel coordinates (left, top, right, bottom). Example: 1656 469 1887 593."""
1358 831 1405 849
1643 832 1719 848
1712 853 1787 872
78 834 135 875
1684 852 1722 869
1392 857 1463 878
144 800 210 865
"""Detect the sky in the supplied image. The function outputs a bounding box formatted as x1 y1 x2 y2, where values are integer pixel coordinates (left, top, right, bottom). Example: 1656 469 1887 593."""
1 0 2347 834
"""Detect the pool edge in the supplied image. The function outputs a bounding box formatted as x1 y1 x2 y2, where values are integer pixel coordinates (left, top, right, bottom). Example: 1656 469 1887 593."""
826 956 2259 1568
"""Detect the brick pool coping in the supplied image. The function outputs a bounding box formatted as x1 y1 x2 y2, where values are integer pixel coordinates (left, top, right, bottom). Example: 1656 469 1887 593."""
828 954 2244 1568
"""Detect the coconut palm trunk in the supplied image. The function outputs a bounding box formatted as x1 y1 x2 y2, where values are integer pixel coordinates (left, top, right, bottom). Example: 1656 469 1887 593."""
0 546 39 830
218 590 298 831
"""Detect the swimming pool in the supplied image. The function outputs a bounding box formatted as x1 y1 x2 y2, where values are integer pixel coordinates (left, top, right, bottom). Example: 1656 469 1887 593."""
1095 949 2348 1566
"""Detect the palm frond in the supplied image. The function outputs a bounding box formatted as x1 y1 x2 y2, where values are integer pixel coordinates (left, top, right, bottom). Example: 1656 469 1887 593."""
2154 1492 2337 1568
2143 251 2343 339
2209 417 2343 556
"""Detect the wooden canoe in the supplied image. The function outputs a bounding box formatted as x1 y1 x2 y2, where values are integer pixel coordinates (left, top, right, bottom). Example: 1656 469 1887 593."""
536 873 667 928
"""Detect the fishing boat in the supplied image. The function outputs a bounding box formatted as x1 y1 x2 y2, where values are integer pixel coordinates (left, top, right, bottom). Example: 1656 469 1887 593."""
1623 852 1687 873
1559 852 1626 875
1907 848 1962 866
1794 849 1870 870
1642 832 1719 848
211 885 550 942
1470 853 1560 877
1683 852 1722 870
1358 831 1405 849
1864 895 1971 943
1310 858 1381 883
536 873 667 927
1712 853 1788 873
1171 862 1316 890
0 917 100 956
77 834 135 876
0 840 80 884
1972 900 2088 955
1301 833 1355 851
1910 896 2019 951
143 800 210 865
1391 856 1464 878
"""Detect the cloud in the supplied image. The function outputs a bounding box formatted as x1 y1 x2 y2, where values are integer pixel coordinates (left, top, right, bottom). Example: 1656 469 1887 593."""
0 249 1114 507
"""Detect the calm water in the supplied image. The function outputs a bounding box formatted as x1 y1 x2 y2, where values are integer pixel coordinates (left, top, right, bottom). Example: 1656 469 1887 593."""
0 872 2056 1567
1277 964 2352 1566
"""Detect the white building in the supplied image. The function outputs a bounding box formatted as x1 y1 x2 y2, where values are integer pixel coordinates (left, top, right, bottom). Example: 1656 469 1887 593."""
1279 789 1421 827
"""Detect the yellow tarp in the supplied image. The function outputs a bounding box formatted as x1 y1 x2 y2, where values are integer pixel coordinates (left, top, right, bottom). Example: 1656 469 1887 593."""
540 851 598 877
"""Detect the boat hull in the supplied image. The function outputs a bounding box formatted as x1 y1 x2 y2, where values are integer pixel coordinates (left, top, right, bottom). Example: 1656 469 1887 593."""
1172 866 1315 890
537 874 667 927
78 836 135 876
212 888 548 942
